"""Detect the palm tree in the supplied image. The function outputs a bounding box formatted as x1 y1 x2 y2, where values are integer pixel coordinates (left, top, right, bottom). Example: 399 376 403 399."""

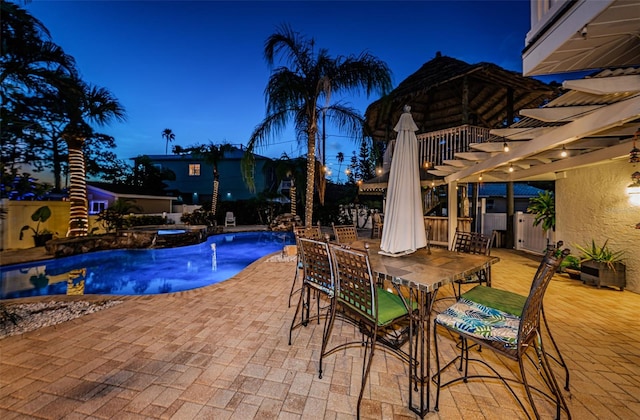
1 1 78 183
243 24 391 226
185 142 234 216
527 190 556 247
0 2 78 88
60 77 126 237
336 151 345 183
162 128 175 155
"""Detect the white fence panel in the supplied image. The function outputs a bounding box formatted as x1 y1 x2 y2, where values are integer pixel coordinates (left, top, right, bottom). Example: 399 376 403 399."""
515 211 553 255
482 213 506 236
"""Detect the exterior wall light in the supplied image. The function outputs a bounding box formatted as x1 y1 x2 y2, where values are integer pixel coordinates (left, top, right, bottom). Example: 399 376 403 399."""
627 171 640 194
627 171 640 206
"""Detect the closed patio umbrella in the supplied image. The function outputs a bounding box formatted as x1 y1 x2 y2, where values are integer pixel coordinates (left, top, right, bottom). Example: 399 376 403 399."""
379 105 427 256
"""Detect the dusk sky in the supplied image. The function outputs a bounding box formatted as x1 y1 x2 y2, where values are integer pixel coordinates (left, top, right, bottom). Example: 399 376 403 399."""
26 0 542 180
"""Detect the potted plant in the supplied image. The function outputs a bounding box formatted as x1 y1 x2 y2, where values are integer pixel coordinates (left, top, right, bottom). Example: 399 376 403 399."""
575 239 626 291
560 255 581 280
19 205 54 247
527 190 555 248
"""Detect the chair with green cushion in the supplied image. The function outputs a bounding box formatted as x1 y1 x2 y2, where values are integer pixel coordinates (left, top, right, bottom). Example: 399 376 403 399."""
324 244 417 418
433 245 571 419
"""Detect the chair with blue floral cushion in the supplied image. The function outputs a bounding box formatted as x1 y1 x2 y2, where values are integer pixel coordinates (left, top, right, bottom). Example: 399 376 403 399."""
433 245 571 419
459 242 571 390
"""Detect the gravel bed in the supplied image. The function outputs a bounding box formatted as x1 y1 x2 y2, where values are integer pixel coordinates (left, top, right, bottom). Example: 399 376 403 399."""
0 300 123 339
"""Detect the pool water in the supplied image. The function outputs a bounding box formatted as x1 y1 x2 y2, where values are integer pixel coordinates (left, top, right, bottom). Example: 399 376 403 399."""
1 231 294 299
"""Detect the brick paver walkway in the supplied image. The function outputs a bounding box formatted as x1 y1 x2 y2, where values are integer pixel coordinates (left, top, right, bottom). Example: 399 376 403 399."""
1 248 639 419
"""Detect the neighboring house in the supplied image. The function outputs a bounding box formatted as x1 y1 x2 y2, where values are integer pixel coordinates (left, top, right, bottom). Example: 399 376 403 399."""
478 183 544 213
437 0 639 293
87 183 176 214
141 148 273 205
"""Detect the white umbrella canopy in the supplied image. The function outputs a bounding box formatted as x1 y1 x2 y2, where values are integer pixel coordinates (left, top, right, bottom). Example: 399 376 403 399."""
379 105 427 256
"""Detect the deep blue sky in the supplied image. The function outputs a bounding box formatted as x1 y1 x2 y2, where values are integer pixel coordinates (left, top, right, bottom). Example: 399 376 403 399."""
27 0 537 180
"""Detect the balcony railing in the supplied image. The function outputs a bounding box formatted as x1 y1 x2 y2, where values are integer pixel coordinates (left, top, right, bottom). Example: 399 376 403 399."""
416 124 491 168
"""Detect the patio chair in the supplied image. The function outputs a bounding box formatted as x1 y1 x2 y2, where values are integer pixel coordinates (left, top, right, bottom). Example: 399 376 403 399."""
450 230 495 297
288 224 323 307
289 237 336 362
433 245 571 419
224 212 236 227
331 222 358 244
459 242 572 390
324 244 417 418
371 212 383 239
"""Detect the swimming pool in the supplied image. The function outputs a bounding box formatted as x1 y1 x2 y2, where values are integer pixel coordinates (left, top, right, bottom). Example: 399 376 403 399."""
0 231 294 299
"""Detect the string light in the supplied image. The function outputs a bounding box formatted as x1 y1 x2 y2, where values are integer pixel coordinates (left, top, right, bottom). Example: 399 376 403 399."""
503 142 509 152
508 164 514 172
560 145 568 158
478 173 483 181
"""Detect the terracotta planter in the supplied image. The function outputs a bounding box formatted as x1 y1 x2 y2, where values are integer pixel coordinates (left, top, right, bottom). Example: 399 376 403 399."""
580 261 626 291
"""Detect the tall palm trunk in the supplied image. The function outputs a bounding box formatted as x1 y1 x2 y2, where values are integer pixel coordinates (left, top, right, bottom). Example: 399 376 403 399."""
290 184 296 216
66 137 88 236
211 177 219 215
304 128 317 226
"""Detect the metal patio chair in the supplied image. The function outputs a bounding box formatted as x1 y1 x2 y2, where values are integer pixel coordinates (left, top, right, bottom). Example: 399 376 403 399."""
323 244 417 418
287 224 323 307
433 244 571 419
370 212 383 239
450 229 495 297
289 237 336 364
459 242 572 390
331 222 358 244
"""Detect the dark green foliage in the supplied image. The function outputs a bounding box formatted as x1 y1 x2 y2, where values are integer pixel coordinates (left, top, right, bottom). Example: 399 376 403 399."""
180 208 217 227
96 198 142 232
126 215 171 227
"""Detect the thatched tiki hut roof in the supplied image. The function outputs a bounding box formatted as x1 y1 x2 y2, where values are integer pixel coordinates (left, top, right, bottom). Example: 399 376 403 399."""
365 53 558 143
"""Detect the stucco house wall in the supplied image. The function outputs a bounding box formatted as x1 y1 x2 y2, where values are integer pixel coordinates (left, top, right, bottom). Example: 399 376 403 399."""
0 200 109 251
555 160 639 293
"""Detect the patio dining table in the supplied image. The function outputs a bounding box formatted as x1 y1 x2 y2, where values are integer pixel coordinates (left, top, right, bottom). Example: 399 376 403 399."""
351 239 500 418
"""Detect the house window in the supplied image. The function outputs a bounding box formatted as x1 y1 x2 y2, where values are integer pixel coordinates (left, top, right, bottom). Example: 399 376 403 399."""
189 164 201 176
89 200 108 215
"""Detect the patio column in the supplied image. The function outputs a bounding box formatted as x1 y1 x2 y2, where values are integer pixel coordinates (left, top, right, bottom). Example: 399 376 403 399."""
506 181 514 248
448 181 458 249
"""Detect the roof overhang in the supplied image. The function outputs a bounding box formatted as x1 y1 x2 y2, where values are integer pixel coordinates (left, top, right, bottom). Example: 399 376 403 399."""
439 72 640 183
522 0 640 76
88 185 177 201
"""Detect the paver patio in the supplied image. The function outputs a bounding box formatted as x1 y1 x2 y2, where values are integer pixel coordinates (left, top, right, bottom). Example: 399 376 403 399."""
1 247 639 419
